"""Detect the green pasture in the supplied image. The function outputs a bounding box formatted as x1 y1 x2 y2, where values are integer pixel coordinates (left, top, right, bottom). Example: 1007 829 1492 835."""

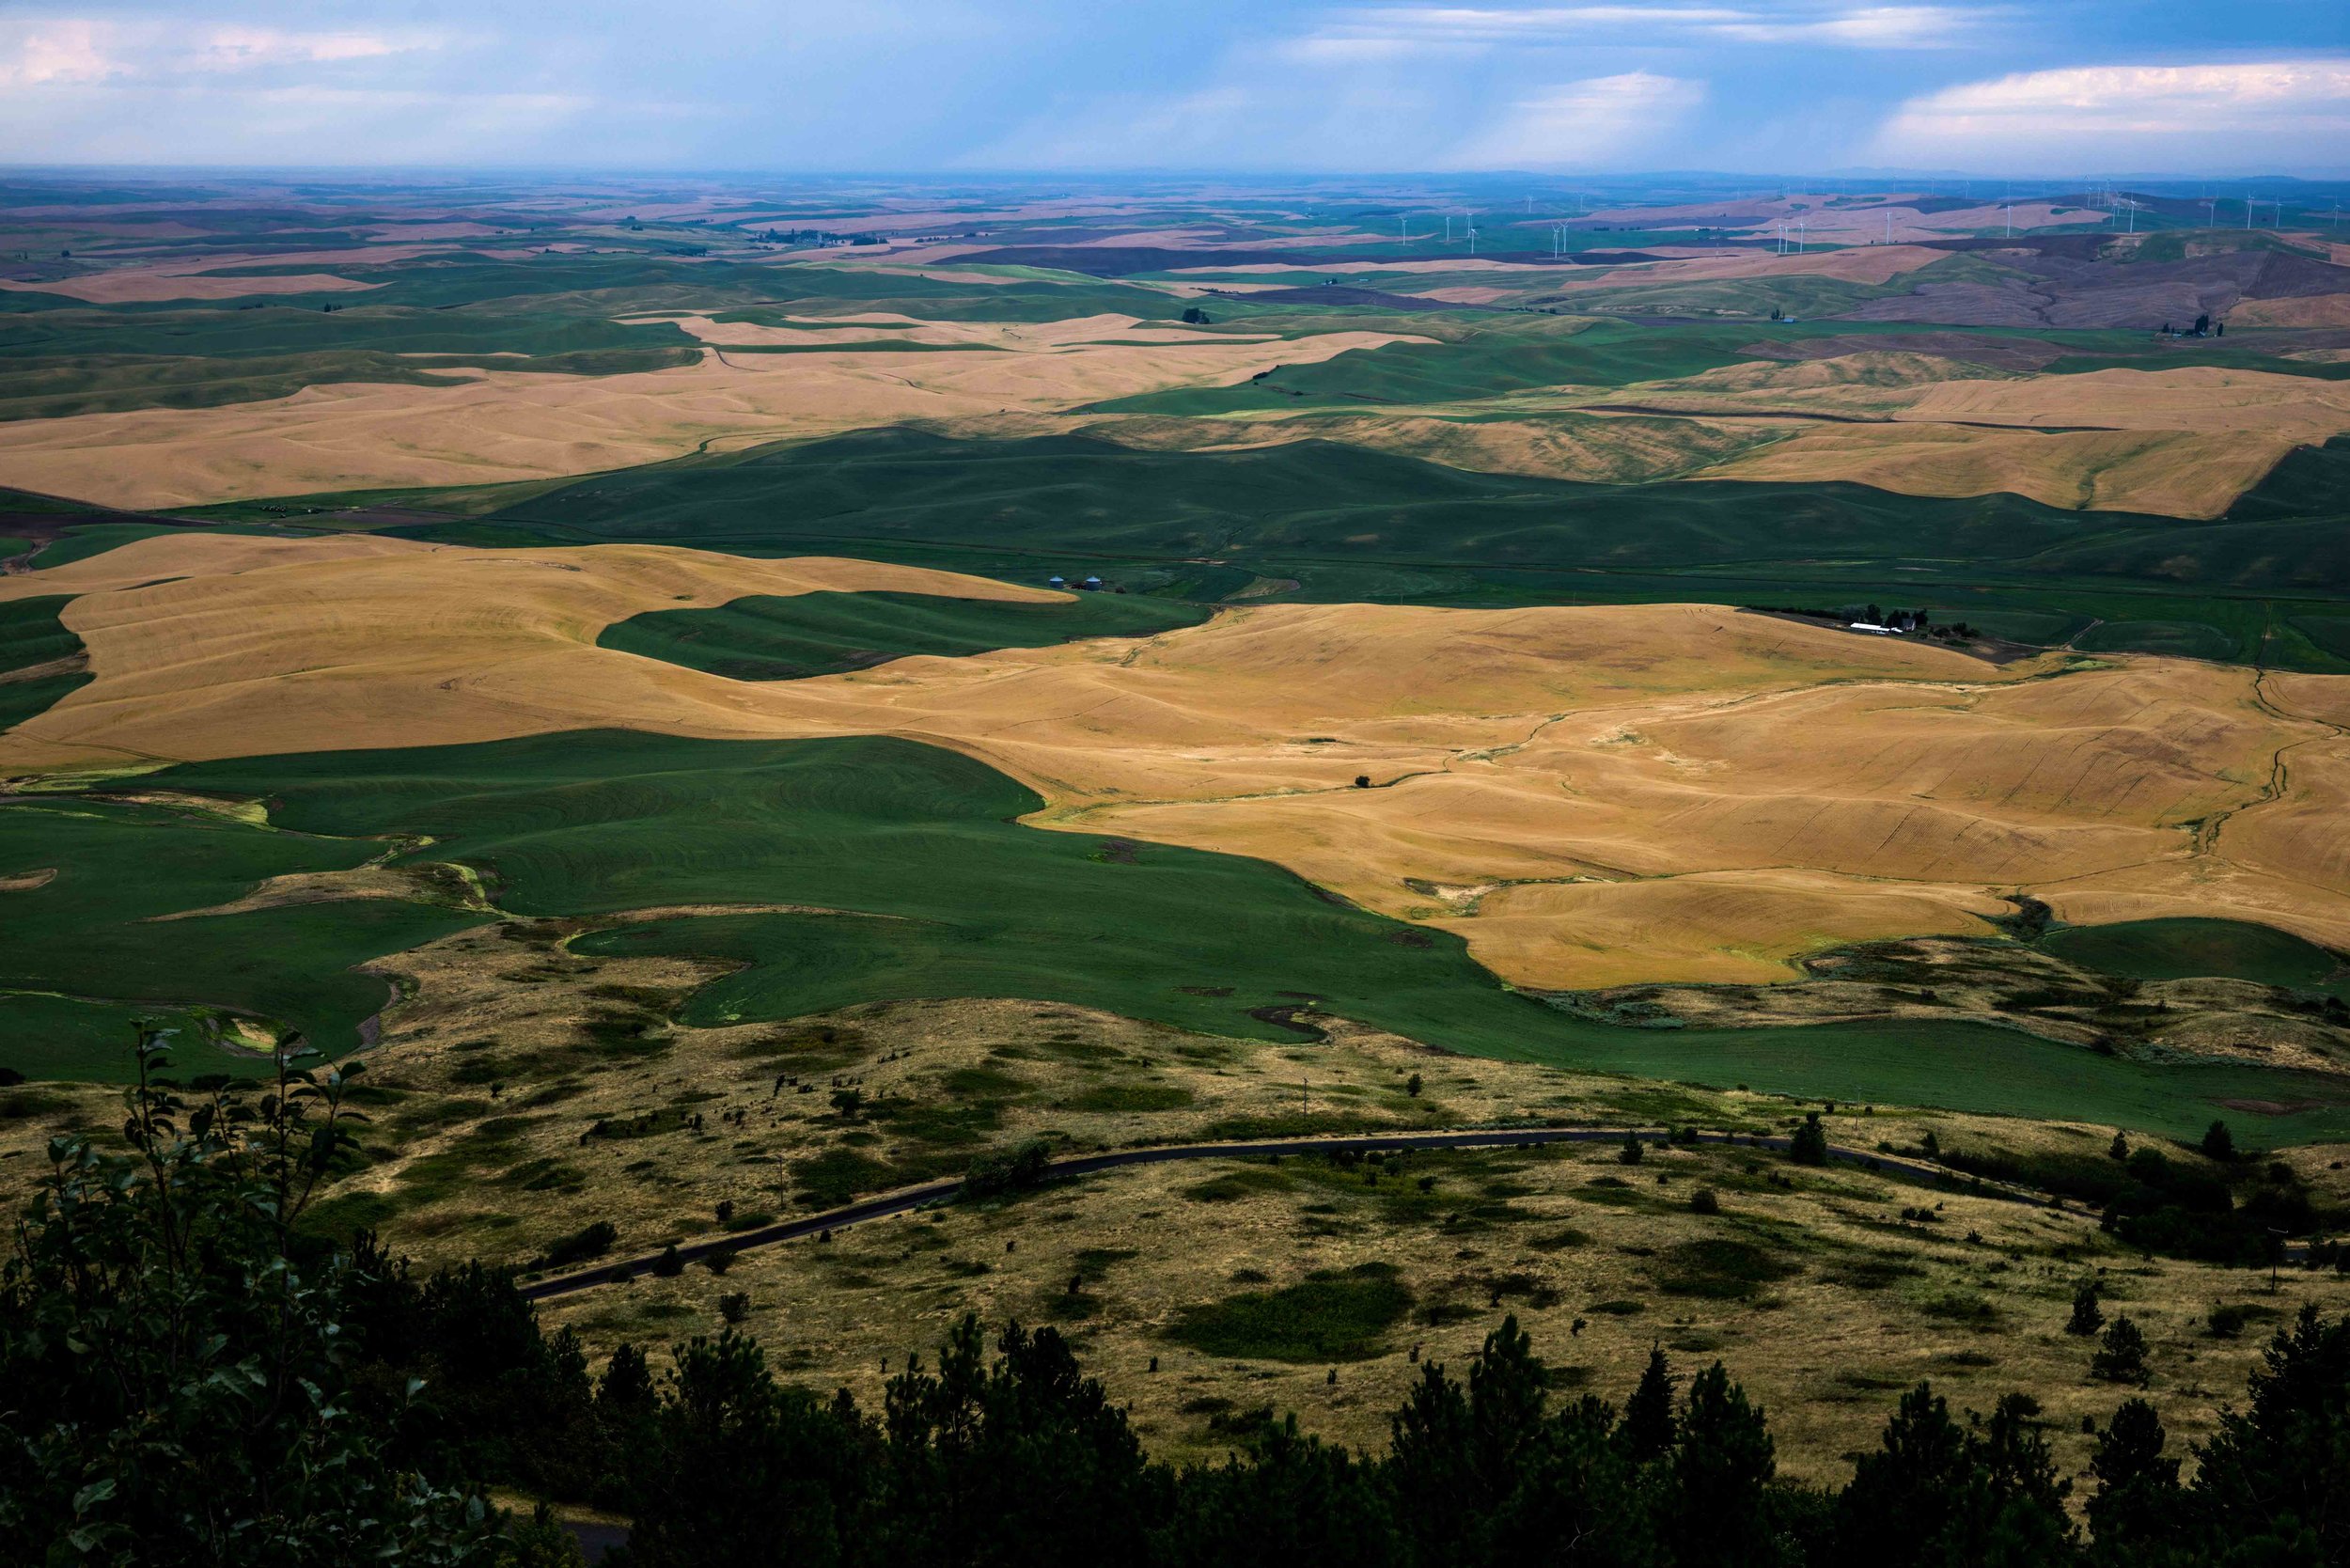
600 588 1207 680
23 523 182 568
0 251 1194 422
0 294 704 362
0 795 483 1073
433 428 2350 672
1095 311 2339 419
0 347 702 423
0 994 245 1083
0 595 89 731
2039 917 2349 994
0 596 79 674
52 729 2328 1140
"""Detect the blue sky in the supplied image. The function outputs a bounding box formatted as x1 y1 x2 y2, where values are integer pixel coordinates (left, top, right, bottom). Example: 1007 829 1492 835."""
1 2 2343 175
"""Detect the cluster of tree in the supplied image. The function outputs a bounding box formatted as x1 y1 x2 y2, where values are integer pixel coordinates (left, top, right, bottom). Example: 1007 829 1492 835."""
4 1043 2347 1565
1940 1121 2336 1269
755 227 885 247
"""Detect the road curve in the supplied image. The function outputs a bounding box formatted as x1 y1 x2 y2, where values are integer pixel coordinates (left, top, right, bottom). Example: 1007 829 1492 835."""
520 1124 2047 1301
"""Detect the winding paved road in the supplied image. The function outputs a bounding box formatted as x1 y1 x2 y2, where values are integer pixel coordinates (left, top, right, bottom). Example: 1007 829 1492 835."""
520 1124 2052 1301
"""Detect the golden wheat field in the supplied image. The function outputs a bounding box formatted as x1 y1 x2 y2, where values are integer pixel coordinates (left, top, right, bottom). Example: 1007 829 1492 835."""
9 532 2348 988
0 318 1416 509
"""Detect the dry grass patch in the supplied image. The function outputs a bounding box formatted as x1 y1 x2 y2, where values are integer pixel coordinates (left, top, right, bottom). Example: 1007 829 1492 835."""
537 1116 2350 1482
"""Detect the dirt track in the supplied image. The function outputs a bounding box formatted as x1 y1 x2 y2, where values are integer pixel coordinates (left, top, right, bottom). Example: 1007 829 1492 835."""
518 1122 2074 1301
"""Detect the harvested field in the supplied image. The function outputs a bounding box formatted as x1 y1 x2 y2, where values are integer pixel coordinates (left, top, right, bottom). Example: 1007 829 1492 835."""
1089 407 1778 485
8 535 2347 992
1695 422 2284 516
0 321 1417 509
1630 365 2350 517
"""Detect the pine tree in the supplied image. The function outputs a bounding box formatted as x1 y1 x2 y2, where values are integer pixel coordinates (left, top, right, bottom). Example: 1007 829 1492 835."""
1669 1362 1778 1565
1790 1111 1828 1165
2093 1316 2151 1386
2186 1305 2350 1564
1621 1346 1677 1461
2069 1279 2107 1337
2087 1398 2182 1559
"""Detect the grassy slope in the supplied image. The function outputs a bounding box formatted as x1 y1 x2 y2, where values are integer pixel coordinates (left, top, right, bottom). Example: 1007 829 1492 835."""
0 595 90 732
599 588 1208 680
436 428 2350 671
0 796 483 1077
133 730 2350 1140
2039 918 2350 993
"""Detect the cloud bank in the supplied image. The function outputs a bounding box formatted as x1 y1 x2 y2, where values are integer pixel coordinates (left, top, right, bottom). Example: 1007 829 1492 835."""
0 3 2340 173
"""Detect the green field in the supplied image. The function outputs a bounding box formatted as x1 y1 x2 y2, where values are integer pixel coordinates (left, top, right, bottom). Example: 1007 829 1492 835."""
0 594 90 731
409 427 2350 672
2040 917 2349 993
8 206 2350 1143
0 251 1190 421
0 794 482 1077
0 729 2299 1139
0 994 245 1082
600 588 1207 680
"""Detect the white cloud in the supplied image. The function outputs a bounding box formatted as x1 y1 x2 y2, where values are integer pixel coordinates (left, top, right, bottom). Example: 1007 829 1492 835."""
1710 6 1973 45
1874 58 2350 169
1442 71 1705 168
191 26 415 71
1271 33 1428 65
0 18 440 87
1300 4 1977 51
